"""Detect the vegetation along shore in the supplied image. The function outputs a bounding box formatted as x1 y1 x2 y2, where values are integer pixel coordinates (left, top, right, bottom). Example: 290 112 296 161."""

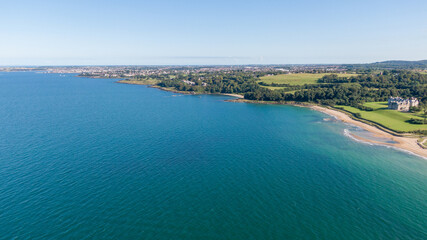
113 62 426 158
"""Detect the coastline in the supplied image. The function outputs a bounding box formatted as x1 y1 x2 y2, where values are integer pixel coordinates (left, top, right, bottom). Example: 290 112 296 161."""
225 99 426 159
116 80 244 98
311 106 426 159
117 80 426 159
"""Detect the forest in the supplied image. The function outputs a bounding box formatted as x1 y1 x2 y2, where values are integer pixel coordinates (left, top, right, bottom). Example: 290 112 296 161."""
153 70 426 107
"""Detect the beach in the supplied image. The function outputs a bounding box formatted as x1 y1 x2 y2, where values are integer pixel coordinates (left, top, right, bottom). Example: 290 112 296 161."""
311 106 427 159
225 97 426 159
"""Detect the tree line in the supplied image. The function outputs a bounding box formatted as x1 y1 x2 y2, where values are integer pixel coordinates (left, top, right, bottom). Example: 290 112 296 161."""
149 70 426 107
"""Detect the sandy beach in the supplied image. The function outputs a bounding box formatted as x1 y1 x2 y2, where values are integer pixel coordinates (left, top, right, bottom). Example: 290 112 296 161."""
311 106 427 159
236 99 427 159
221 93 244 98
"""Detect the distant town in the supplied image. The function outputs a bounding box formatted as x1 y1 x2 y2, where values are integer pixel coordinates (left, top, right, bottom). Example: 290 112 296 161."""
1 60 426 78
0 64 352 78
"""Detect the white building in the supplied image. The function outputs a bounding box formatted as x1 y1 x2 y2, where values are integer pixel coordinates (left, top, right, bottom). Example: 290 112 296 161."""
388 97 419 111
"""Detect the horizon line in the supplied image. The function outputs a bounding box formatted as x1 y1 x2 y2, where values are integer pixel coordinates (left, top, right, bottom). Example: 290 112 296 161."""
1 59 426 68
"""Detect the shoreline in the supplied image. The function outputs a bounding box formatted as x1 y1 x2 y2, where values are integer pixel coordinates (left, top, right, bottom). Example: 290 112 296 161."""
116 80 244 98
117 80 426 159
222 99 426 159
311 106 426 159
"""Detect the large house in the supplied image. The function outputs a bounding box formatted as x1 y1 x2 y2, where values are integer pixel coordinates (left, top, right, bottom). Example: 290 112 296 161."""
388 97 419 111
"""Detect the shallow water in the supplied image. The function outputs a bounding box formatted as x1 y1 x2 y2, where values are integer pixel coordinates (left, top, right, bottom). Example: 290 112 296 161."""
344 124 398 144
0 72 426 239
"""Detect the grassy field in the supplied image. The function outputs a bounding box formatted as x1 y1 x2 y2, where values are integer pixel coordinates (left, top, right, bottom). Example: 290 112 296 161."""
258 73 358 86
117 78 160 85
419 138 427 148
260 86 291 90
336 102 426 132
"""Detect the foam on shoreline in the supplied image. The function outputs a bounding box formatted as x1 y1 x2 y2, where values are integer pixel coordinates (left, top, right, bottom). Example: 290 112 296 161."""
311 106 426 159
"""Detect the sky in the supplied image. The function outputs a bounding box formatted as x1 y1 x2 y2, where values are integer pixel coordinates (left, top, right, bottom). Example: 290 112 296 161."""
0 0 426 65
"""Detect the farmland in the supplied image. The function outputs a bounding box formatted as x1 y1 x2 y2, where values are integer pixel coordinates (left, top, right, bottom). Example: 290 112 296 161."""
258 73 358 87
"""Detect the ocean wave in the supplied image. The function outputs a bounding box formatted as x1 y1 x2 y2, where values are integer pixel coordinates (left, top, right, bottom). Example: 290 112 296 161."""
343 129 427 160
343 129 375 146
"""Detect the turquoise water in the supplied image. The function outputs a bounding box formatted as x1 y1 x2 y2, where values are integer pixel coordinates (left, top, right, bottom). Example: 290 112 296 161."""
0 72 426 239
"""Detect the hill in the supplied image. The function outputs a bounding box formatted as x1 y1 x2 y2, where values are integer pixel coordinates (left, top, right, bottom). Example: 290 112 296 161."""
346 60 427 70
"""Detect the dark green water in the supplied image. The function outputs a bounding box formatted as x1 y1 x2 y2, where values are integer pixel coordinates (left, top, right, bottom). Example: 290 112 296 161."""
0 72 426 239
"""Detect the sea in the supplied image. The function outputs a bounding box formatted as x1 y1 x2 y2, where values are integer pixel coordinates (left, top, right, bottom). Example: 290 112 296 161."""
0 72 426 239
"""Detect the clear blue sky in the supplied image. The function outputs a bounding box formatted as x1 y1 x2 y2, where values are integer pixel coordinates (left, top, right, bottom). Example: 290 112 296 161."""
1 0 426 65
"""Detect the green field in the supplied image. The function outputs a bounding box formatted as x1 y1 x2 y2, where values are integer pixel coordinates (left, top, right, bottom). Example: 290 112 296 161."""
117 78 160 85
259 86 291 90
336 102 426 132
259 73 358 86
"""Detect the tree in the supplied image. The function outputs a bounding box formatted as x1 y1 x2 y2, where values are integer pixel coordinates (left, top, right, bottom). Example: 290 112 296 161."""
420 101 427 124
